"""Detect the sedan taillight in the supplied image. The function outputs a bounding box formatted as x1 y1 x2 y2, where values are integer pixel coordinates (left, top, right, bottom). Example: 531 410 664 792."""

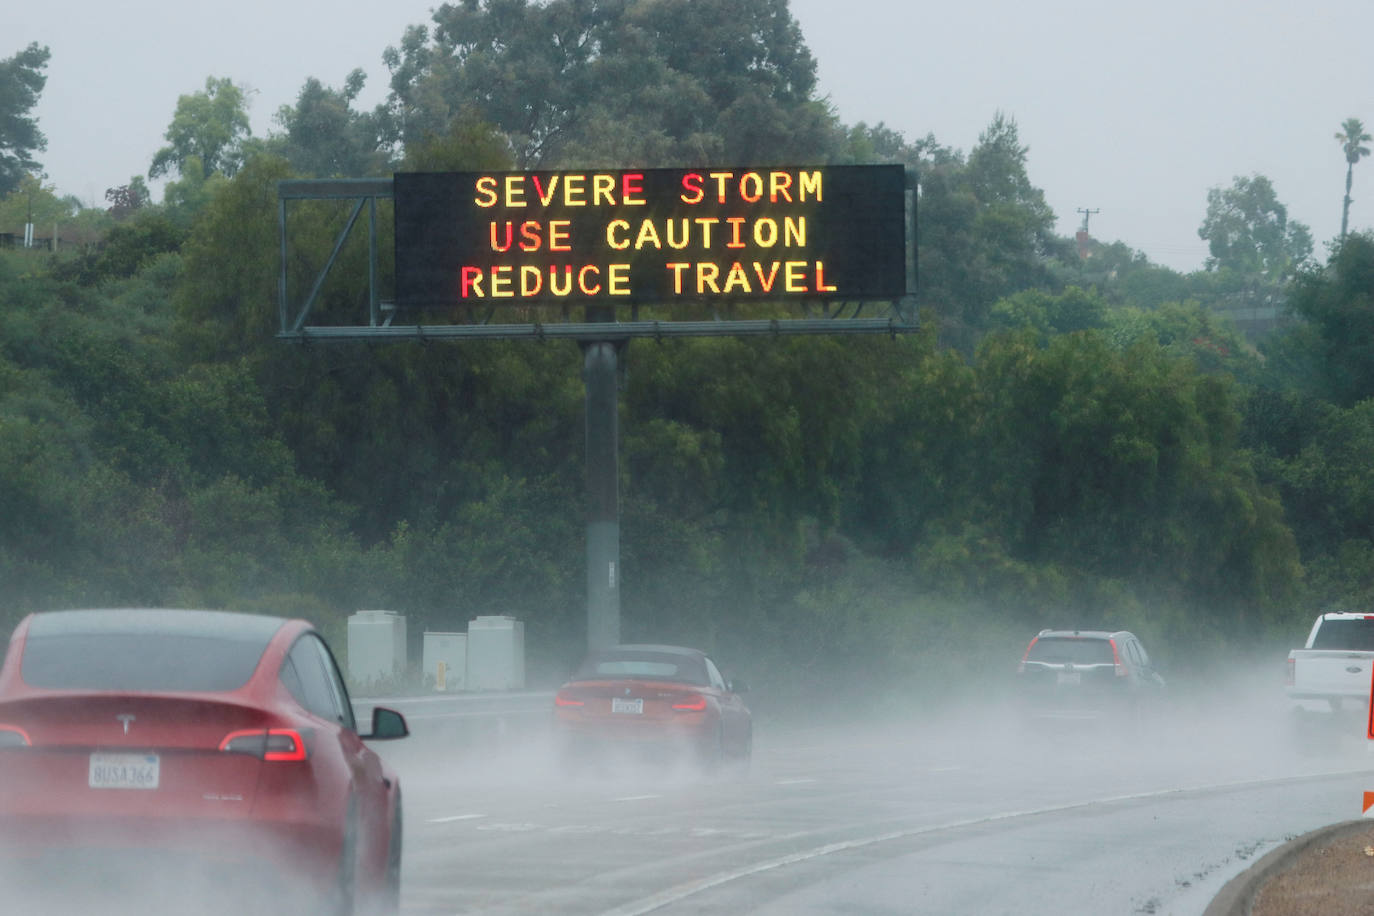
0 724 31 748
671 694 707 711
219 728 308 761
554 691 585 707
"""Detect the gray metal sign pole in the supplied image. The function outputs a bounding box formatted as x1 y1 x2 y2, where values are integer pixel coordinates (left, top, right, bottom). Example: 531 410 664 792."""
583 339 621 651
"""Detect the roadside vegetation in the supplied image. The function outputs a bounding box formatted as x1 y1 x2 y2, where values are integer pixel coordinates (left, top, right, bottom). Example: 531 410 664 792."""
1 2 1372 703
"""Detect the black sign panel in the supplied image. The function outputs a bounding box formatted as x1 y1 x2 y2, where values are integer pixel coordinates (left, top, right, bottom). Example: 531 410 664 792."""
394 166 906 306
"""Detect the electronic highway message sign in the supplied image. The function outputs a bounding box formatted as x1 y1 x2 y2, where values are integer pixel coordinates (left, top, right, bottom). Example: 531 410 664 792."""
394 165 906 307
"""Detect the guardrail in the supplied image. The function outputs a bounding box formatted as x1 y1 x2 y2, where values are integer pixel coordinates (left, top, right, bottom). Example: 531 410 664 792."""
353 691 554 747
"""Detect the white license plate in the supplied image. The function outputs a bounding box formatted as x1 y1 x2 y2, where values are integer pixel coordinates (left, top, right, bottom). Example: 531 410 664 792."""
611 697 643 715
89 752 160 790
1057 671 1081 686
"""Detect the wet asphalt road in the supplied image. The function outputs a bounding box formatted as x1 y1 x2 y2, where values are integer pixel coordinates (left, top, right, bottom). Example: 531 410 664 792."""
367 688 1374 915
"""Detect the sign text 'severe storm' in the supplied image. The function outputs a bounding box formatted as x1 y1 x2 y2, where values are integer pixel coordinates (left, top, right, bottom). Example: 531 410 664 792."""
394 165 905 306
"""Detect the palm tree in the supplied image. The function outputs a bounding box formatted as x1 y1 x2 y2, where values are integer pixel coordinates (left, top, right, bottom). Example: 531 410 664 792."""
1336 117 1372 242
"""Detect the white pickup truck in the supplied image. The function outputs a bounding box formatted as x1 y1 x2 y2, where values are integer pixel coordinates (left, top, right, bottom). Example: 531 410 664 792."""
1286 612 1374 714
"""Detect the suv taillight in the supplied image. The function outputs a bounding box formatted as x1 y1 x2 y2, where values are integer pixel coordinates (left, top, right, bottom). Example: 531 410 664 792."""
1285 657 1295 688
1017 637 1039 674
1109 639 1128 677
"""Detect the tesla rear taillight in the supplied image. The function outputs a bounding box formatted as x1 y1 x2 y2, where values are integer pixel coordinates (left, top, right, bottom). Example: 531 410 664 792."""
0 724 31 748
554 691 585 707
219 729 308 761
1109 639 1128 677
671 694 707 711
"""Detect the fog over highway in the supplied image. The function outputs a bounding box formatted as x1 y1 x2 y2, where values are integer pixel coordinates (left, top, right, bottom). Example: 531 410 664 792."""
368 665 1374 915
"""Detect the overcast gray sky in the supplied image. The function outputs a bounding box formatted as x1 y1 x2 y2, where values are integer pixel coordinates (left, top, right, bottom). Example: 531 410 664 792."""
16 0 1374 272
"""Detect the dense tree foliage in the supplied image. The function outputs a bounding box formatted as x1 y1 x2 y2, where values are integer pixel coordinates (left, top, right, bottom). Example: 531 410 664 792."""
914 116 1064 349
1277 232 1374 406
378 0 835 167
5 0 1374 699
266 71 392 178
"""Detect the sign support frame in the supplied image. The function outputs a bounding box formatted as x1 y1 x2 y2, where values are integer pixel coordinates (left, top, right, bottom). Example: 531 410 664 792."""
277 171 919 652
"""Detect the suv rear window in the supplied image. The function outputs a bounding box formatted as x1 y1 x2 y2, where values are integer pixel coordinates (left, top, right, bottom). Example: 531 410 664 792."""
1025 637 1114 666
21 633 269 691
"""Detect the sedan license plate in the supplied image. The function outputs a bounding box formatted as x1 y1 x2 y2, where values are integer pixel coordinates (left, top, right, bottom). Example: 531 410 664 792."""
611 697 643 715
89 752 160 790
1056 671 1081 686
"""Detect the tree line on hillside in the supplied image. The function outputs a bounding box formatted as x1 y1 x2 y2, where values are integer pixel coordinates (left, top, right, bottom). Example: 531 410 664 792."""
1 1 1373 697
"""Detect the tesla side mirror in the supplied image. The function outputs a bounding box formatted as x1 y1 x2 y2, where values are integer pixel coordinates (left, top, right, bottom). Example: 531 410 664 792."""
365 706 409 740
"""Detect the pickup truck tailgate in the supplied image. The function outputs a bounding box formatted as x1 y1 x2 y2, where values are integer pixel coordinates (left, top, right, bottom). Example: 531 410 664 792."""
1287 650 1374 701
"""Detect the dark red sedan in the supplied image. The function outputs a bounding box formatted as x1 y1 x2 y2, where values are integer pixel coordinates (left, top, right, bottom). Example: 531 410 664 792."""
0 608 408 915
553 644 751 773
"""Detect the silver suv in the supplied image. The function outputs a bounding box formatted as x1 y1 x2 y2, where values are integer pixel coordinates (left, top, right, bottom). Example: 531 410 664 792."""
1015 629 1166 724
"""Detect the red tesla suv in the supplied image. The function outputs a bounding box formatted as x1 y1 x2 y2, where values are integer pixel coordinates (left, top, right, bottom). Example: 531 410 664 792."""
0 608 408 915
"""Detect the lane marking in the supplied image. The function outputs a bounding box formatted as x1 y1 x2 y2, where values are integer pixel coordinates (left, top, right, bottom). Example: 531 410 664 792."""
429 813 487 824
595 767 1374 916
614 794 662 802
775 778 817 785
929 766 962 773
470 822 782 840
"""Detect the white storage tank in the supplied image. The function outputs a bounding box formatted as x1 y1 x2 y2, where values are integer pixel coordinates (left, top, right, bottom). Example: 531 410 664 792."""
423 631 467 691
466 615 525 690
346 610 408 685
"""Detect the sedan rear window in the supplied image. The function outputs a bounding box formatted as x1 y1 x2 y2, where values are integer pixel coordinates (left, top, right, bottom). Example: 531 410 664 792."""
20 633 268 691
1024 637 1114 666
575 653 709 686
590 660 680 678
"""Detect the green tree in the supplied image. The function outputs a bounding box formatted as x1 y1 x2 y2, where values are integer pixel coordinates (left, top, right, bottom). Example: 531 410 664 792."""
0 43 49 195
1281 231 1374 405
269 71 391 177
0 173 72 237
1198 174 1312 279
149 77 253 181
1336 117 1372 242
915 115 1058 347
379 0 837 168
989 286 1108 339
104 177 151 220
51 208 184 286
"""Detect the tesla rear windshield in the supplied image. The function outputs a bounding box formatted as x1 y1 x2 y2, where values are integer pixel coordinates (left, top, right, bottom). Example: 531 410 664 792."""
20 633 269 691
575 652 709 686
1024 637 1115 666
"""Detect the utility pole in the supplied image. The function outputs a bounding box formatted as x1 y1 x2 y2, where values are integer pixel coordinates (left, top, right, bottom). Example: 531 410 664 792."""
1076 207 1100 234
24 178 35 249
